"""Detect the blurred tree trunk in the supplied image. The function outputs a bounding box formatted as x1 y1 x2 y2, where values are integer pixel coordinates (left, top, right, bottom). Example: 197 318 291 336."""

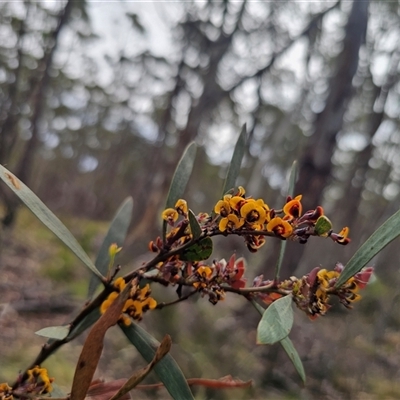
1 0 74 228
339 53 400 244
281 0 369 277
0 15 25 166
0 13 27 230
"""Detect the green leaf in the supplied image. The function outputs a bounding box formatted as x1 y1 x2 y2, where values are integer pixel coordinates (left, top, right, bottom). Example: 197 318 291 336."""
250 299 266 315
48 383 68 398
287 160 298 198
0 164 102 279
109 335 172 400
280 336 306 383
180 237 213 261
257 295 293 345
70 283 132 400
120 322 195 400
251 299 305 383
274 161 298 280
336 208 400 287
315 215 332 237
274 241 287 281
221 124 247 196
67 308 102 341
88 197 133 299
35 325 70 340
188 209 202 240
165 143 197 209
163 142 197 240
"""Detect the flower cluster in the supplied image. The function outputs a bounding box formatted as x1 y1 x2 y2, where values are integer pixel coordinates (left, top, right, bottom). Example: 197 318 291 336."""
174 255 247 305
289 264 374 319
146 187 366 316
250 265 373 319
161 199 189 225
1 366 54 399
213 187 350 251
156 188 350 265
0 383 12 400
100 277 157 326
188 255 246 304
214 187 270 252
157 199 198 252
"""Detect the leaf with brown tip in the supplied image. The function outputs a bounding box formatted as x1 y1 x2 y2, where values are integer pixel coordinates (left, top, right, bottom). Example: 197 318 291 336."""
109 335 172 400
70 282 131 400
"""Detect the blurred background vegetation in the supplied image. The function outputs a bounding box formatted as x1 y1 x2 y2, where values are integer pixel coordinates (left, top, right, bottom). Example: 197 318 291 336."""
1 0 400 398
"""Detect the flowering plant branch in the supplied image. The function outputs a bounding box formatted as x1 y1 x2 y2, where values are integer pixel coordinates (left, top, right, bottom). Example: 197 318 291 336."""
0 129 399 399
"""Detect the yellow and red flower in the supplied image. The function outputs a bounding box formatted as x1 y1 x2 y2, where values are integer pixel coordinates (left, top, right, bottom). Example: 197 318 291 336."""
214 199 231 217
0 383 12 400
229 196 246 212
175 199 188 215
193 266 213 289
240 199 267 227
246 235 266 252
124 284 157 323
219 214 245 232
26 366 54 394
267 217 293 238
283 195 302 220
162 208 179 225
100 278 157 326
337 227 350 245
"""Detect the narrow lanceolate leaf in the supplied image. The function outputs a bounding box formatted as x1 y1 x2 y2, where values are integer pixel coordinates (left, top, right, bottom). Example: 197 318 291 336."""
163 142 197 240
70 283 131 400
280 336 306 383
274 241 287 281
67 308 102 341
250 299 266 316
287 160 298 198
180 237 213 261
335 208 400 288
251 299 305 383
120 322 195 400
88 197 134 299
109 335 172 400
275 161 298 280
221 124 247 197
257 295 293 345
0 164 102 279
165 143 197 209
35 325 70 340
188 209 202 240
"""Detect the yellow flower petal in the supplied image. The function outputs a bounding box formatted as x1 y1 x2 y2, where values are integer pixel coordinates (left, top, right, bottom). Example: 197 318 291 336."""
219 214 245 232
175 199 188 214
197 266 212 278
114 277 126 292
240 200 267 225
214 199 231 216
267 217 293 238
283 196 303 219
162 208 179 223
229 196 246 211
